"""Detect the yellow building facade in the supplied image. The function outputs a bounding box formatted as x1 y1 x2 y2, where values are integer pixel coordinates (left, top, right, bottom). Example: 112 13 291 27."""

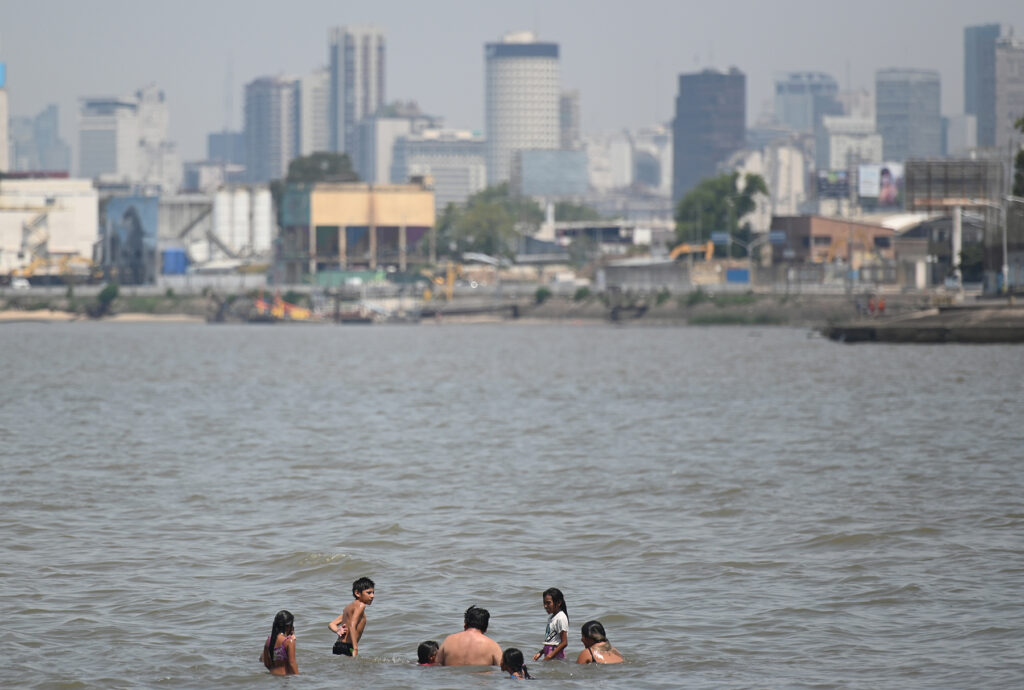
309 182 435 272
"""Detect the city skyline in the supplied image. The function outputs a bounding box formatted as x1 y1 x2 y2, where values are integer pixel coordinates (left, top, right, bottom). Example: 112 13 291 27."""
1 0 1024 164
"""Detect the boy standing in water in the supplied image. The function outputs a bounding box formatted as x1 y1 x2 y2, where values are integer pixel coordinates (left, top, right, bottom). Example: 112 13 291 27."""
329 576 375 656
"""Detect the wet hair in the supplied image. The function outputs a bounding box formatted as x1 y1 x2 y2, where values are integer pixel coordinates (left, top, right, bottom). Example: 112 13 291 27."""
543 587 567 616
417 640 439 664
352 576 375 596
502 647 531 679
266 610 294 662
581 620 608 643
464 605 490 632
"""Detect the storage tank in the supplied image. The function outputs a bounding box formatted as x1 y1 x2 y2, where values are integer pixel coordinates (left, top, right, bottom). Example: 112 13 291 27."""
231 188 250 252
252 187 273 255
212 189 232 257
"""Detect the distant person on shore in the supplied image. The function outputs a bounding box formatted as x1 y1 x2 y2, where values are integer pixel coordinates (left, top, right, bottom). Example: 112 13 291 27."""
576 620 623 664
501 647 532 679
260 610 299 675
417 640 439 665
533 587 569 661
436 605 503 666
329 576 374 656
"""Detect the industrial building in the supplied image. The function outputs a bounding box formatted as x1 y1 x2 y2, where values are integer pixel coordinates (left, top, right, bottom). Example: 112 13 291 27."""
278 180 435 283
0 178 99 280
485 31 561 185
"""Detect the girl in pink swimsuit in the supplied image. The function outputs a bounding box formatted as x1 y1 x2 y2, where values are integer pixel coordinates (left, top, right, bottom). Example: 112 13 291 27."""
260 610 298 675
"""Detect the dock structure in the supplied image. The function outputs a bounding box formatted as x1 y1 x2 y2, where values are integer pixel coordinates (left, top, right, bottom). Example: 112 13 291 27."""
822 303 1024 343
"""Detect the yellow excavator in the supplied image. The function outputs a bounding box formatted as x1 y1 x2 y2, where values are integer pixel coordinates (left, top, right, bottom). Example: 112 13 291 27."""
668 241 714 261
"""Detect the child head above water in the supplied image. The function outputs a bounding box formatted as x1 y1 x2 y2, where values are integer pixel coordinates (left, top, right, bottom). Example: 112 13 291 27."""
417 640 439 665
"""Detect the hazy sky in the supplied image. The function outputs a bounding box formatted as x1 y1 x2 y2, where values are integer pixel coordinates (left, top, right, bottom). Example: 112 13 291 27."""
3 0 1024 162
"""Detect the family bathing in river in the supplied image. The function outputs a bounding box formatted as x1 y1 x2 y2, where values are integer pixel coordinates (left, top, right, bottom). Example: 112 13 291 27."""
261 578 623 677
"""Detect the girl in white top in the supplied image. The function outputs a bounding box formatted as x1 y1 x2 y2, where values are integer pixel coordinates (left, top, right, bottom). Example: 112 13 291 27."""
533 587 569 661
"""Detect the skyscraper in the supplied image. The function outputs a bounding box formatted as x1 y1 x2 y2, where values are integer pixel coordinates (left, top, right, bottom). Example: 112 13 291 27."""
875 69 942 162
995 35 1024 153
485 31 560 186
244 76 299 183
774 72 843 133
672 68 746 202
329 26 386 156
965 23 1002 148
299 68 331 157
78 96 139 181
560 90 581 150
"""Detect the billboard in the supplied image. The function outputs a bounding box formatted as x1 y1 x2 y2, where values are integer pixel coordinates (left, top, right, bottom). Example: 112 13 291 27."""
816 170 850 198
858 163 904 207
102 196 159 285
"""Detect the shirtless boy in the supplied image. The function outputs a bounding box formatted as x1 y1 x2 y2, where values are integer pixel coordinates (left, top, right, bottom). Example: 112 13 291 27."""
436 605 503 667
328 576 375 657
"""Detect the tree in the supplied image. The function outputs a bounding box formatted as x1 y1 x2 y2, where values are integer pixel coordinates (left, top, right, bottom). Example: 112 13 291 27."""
433 184 544 259
674 172 768 258
554 201 604 222
270 153 360 227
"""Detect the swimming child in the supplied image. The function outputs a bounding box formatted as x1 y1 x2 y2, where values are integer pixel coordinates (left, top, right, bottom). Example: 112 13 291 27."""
417 640 439 665
328 576 375 656
533 587 568 661
501 647 532 679
260 610 298 675
575 620 623 664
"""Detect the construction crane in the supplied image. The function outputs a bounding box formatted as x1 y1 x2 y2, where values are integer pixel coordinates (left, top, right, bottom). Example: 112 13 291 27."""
668 241 714 261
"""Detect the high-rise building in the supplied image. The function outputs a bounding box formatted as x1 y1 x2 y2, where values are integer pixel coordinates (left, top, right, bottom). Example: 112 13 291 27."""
560 90 581 150
78 97 139 181
329 26 386 156
299 67 330 156
943 115 978 157
965 23 1002 148
815 116 883 170
78 85 181 189
485 31 560 185
875 69 942 161
391 129 487 211
244 76 299 183
10 104 71 173
774 72 843 133
355 101 439 184
207 131 246 166
672 68 746 202
995 35 1024 153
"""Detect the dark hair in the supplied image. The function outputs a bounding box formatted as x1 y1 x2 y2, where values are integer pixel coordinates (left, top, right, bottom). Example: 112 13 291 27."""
581 620 607 643
352 576 375 596
543 587 567 616
417 640 439 664
266 610 294 662
464 605 490 632
502 647 531 679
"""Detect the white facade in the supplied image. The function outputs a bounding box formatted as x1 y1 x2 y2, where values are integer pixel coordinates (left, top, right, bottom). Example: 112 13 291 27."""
299 68 330 156
584 130 636 192
391 129 486 211
632 125 673 197
995 36 1024 152
726 145 806 231
485 31 560 185
837 88 875 120
815 116 883 170
0 179 99 274
329 25 386 155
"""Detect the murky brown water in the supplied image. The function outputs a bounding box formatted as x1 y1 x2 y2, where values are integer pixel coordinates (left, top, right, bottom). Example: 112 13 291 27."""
1 322 1022 688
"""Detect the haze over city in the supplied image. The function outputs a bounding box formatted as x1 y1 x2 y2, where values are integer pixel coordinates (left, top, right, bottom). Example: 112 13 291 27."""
3 0 1024 160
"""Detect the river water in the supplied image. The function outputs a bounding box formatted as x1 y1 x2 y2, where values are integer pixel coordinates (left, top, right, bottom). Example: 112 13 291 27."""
1 322 1022 688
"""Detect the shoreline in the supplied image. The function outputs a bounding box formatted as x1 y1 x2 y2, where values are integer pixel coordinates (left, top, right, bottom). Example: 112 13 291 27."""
0 310 205 324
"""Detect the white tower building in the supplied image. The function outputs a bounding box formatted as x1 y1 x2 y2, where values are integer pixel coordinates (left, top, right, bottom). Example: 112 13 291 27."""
485 31 560 185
